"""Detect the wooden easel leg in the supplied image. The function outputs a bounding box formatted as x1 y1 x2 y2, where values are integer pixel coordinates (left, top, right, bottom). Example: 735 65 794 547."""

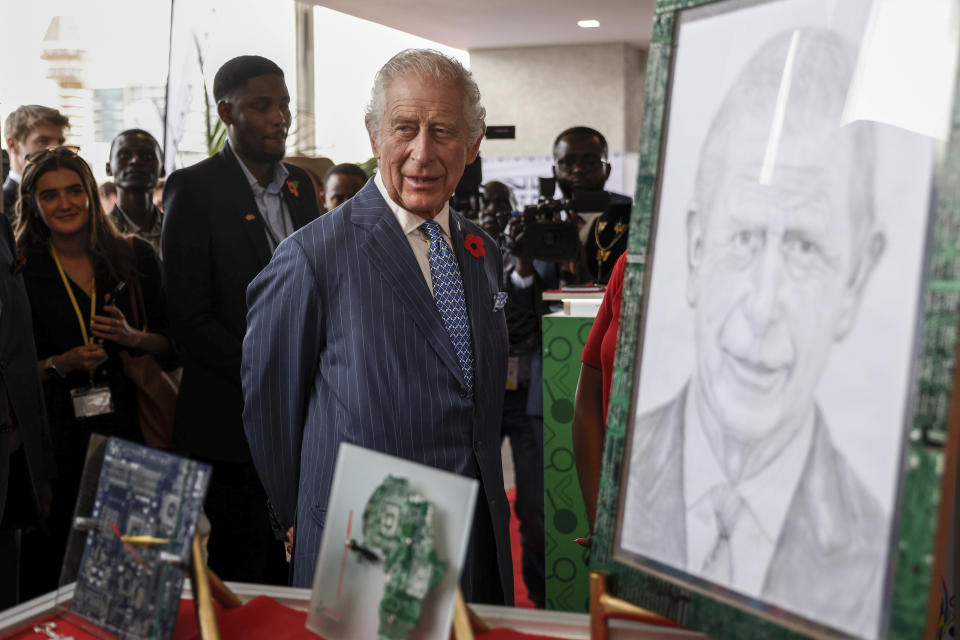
590 571 610 640
452 587 475 640
590 570 676 638
191 533 221 640
452 588 492 639
206 567 243 609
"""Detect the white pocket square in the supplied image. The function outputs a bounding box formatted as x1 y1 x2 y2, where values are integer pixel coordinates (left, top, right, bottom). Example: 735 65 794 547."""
493 291 508 311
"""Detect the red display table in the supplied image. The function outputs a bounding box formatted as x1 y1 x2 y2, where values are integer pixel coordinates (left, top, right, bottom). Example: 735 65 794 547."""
0 582 706 640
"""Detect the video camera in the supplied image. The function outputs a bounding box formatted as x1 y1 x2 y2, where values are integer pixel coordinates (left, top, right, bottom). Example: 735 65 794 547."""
517 177 609 262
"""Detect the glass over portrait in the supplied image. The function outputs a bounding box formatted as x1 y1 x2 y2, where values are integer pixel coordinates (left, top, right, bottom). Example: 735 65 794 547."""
613 0 958 638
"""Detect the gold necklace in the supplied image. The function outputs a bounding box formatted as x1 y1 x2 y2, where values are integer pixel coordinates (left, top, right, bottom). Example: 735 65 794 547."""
594 217 628 273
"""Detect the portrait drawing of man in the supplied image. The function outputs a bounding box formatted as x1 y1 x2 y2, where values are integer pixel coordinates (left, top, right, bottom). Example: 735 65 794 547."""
620 27 891 637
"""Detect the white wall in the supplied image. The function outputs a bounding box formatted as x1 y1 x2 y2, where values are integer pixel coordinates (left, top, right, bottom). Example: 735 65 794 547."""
470 43 647 158
311 7 469 163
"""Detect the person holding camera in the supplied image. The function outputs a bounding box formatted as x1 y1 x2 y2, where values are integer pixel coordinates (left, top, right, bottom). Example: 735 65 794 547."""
506 127 631 289
494 167 612 604
553 126 632 285
477 180 546 607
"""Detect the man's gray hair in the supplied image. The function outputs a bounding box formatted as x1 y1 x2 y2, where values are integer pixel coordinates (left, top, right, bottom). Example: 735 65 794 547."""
365 49 486 143
693 28 877 248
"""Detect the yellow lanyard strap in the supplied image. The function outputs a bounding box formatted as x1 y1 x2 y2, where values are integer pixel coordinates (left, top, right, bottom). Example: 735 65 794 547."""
50 246 96 346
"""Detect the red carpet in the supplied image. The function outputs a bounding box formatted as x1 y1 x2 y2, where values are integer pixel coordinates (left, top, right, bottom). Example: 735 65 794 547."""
507 486 536 608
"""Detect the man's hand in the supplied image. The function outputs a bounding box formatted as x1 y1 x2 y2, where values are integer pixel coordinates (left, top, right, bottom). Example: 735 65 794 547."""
285 526 294 563
506 217 535 277
55 344 109 374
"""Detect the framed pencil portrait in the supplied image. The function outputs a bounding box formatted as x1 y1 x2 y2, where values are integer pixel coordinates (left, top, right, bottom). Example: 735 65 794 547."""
590 0 960 638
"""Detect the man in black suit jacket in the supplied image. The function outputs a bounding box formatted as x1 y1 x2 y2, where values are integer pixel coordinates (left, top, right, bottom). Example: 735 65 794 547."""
3 105 69 218
0 214 55 608
161 55 318 584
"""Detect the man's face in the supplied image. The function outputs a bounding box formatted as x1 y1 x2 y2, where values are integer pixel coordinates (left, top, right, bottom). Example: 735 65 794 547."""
8 123 65 172
553 133 610 198
107 132 162 191
687 135 880 443
479 182 513 236
324 173 365 211
219 74 290 164
370 74 482 219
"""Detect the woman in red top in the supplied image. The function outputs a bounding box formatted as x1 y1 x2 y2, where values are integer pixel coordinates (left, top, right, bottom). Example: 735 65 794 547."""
572 251 627 531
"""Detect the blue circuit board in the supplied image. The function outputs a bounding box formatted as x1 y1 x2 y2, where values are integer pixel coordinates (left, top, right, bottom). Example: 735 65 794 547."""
71 438 210 640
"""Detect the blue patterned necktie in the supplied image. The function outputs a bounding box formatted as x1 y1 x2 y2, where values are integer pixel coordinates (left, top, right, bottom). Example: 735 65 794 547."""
420 220 474 395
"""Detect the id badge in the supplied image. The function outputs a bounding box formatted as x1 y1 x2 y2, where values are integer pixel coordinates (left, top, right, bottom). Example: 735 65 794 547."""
506 356 519 390
70 385 113 419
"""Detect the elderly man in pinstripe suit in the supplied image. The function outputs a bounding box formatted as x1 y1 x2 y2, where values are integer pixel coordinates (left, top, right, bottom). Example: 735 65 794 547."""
242 49 512 604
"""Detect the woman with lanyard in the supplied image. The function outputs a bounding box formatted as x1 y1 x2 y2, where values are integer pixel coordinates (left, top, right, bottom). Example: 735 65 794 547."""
14 146 172 597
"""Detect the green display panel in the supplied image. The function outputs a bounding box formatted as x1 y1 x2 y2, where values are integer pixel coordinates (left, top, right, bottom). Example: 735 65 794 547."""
542 313 595 612
590 0 960 638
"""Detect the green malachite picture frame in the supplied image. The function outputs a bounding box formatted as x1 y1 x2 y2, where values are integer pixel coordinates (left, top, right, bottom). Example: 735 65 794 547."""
590 0 960 638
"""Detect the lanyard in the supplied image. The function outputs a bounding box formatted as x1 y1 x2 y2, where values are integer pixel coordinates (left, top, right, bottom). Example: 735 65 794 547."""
262 217 281 249
50 246 96 346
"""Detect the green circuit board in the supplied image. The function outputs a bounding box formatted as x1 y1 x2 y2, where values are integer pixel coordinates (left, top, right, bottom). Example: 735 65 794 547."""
362 475 448 640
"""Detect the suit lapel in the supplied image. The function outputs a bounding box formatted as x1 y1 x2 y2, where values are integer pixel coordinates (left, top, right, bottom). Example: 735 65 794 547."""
218 145 272 267
281 171 316 230
628 389 687 566
767 413 854 583
352 183 464 385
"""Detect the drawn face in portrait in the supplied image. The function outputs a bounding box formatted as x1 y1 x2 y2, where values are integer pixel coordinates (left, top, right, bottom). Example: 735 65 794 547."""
686 127 886 446
675 22 890 458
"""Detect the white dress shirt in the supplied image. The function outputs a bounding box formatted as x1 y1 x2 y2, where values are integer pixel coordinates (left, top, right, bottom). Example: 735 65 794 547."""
374 170 455 296
682 385 814 597
510 271 535 289
231 141 293 251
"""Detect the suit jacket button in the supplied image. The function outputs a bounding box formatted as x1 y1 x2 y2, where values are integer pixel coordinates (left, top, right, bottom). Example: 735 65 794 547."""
459 388 467 397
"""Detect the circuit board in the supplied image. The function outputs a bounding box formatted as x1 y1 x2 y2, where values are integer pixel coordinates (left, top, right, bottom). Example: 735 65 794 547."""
70 438 210 640
363 476 447 640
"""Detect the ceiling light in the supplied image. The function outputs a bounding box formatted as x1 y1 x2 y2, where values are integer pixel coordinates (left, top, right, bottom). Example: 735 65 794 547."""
578 19 600 28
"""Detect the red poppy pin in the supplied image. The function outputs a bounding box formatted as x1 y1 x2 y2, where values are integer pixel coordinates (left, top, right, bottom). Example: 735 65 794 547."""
286 180 299 197
464 234 485 258
10 254 26 277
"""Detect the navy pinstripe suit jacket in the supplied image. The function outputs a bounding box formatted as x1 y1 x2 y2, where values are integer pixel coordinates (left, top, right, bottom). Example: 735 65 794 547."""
242 180 513 598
